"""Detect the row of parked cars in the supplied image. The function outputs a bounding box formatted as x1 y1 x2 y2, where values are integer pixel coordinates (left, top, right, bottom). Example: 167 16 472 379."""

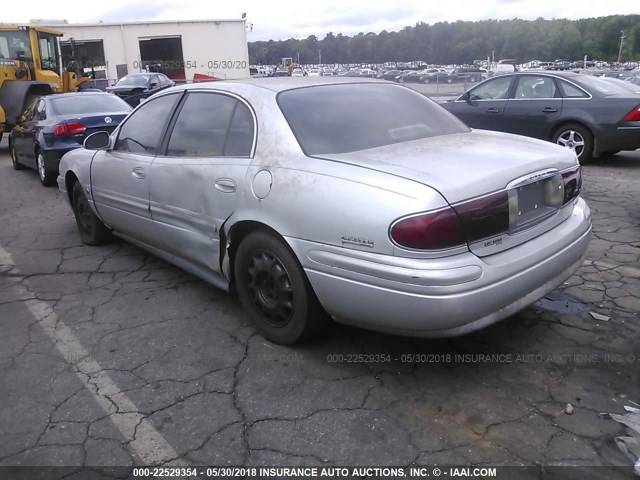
8 67 640 344
261 65 492 83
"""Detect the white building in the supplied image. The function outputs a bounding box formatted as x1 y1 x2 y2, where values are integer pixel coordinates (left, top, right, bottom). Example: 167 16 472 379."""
36 18 250 83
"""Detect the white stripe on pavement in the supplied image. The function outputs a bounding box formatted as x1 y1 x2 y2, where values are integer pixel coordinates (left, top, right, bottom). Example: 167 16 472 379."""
0 245 182 466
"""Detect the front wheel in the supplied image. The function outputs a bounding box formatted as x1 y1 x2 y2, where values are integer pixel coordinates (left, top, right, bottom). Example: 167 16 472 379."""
234 231 328 344
72 181 113 245
552 123 593 164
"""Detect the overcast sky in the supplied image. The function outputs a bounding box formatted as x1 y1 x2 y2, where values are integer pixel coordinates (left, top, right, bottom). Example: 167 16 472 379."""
4 0 639 41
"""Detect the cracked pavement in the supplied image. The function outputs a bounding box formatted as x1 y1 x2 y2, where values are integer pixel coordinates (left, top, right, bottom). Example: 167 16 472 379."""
0 136 638 477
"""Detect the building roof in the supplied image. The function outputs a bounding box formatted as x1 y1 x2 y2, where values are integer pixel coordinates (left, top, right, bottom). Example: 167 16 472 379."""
35 18 246 28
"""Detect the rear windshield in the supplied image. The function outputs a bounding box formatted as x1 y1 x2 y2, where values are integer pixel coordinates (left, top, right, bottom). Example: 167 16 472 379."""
576 75 640 95
51 95 132 115
277 83 469 155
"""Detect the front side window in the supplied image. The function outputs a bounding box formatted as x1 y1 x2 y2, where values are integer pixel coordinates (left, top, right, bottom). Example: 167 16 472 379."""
468 76 513 100
114 93 180 154
38 32 60 72
0 30 31 61
278 83 468 156
166 92 254 157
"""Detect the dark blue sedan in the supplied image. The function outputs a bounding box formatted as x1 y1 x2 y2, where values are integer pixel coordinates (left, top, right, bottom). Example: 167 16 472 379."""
9 92 131 186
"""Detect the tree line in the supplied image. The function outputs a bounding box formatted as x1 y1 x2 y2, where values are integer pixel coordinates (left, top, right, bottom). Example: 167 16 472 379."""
248 15 640 66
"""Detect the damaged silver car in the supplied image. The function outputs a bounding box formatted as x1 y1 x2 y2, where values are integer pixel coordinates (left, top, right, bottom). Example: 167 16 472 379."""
58 78 591 344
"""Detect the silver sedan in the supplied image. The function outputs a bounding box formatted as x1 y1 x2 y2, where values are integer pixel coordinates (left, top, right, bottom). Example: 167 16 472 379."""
58 78 591 344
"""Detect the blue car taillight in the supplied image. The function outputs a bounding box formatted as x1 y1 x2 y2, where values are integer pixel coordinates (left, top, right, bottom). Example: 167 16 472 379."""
54 122 87 137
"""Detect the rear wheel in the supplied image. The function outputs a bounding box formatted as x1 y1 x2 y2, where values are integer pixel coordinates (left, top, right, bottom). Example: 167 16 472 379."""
10 139 24 170
72 181 113 245
36 149 57 187
552 123 593 164
234 231 328 344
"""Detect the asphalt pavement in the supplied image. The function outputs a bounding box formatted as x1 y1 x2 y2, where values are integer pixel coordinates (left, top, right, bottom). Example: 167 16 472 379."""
0 135 638 478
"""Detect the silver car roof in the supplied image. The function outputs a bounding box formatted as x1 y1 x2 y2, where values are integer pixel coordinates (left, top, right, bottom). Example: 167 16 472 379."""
177 77 387 94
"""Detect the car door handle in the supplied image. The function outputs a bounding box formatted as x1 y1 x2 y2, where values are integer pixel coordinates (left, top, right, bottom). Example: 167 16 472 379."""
486 107 500 113
132 167 145 179
542 107 558 113
214 178 236 193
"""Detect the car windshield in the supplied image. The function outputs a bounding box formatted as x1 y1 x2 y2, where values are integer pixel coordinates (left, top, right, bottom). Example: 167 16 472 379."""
0 30 32 61
116 75 150 87
278 83 469 155
577 75 639 95
51 95 132 115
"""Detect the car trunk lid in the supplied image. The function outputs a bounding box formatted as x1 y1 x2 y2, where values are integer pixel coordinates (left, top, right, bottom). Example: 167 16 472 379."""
317 129 580 256
56 113 128 143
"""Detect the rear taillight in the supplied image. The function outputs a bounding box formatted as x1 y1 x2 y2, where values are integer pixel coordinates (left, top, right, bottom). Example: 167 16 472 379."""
390 208 465 250
453 191 510 243
53 122 87 137
622 104 640 122
561 166 582 204
391 191 511 250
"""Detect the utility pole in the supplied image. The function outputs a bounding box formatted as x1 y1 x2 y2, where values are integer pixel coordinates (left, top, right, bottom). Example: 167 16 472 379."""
319 49 322 65
618 30 626 64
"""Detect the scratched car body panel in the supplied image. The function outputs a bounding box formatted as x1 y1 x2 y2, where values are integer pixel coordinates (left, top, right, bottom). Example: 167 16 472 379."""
58 77 592 344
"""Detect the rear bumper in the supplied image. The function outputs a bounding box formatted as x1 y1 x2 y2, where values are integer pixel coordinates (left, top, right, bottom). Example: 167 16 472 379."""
287 198 591 337
596 123 640 153
43 148 75 173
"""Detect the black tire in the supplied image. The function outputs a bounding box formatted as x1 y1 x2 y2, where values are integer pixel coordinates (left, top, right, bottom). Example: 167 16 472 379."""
9 139 25 170
36 148 57 187
552 123 594 164
71 181 113 245
234 230 328 344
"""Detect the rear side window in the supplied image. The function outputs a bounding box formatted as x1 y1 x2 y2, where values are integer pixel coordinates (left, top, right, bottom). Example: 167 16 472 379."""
558 80 589 98
514 76 558 99
114 93 180 154
278 83 468 156
166 92 254 157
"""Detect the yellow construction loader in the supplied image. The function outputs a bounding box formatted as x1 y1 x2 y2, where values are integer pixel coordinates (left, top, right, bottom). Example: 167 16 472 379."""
0 25 91 141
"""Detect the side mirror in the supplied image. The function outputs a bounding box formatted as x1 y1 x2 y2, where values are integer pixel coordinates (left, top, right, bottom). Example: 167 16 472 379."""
84 131 110 150
462 91 478 106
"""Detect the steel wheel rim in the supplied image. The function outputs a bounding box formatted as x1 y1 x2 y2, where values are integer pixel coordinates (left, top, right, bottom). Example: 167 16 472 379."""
37 153 46 181
246 249 294 327
556 130 585 158
75 190 92 233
